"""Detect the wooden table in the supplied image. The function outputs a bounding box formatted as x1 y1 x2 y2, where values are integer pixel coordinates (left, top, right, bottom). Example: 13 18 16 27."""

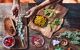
0 3 80 50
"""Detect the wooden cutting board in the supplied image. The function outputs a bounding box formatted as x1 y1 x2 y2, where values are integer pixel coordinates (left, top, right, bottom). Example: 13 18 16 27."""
28 4 68 38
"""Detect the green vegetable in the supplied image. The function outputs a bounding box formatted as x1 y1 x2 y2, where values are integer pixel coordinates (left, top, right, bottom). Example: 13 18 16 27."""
55 45 63 50
44 8 56 17
50 22 55 29
50 18 61 29
44 9 52 16
17 15 24 47
71 41 80 45
54 18 61 25
59 31 80 45
49 11 56 18
44 8 57 18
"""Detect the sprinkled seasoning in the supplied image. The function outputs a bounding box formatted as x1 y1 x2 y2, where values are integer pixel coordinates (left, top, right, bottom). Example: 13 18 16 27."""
34 15 47 27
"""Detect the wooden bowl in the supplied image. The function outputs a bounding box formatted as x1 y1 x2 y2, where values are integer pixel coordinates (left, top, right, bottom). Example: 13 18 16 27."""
4 17 16 36
31 34 44 48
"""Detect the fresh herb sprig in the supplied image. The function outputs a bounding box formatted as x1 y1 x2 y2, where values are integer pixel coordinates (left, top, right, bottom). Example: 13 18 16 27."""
59 31 80 45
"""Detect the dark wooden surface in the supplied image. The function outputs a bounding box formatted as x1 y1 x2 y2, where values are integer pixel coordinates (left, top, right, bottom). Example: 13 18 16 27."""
63 3 80 29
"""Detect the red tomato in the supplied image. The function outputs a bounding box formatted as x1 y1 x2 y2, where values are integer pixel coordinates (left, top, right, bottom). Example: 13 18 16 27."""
4 37 14 46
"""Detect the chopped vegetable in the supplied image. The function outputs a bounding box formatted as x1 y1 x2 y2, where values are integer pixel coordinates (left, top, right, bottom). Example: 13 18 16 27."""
50 18 61 29
50 23 55 29
3 36 15 48
49 10 56 18
44 9 52 16
4 37 14 46
59 31 80 45
44 8 56 18
34 15 47 27
54 18 61 25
